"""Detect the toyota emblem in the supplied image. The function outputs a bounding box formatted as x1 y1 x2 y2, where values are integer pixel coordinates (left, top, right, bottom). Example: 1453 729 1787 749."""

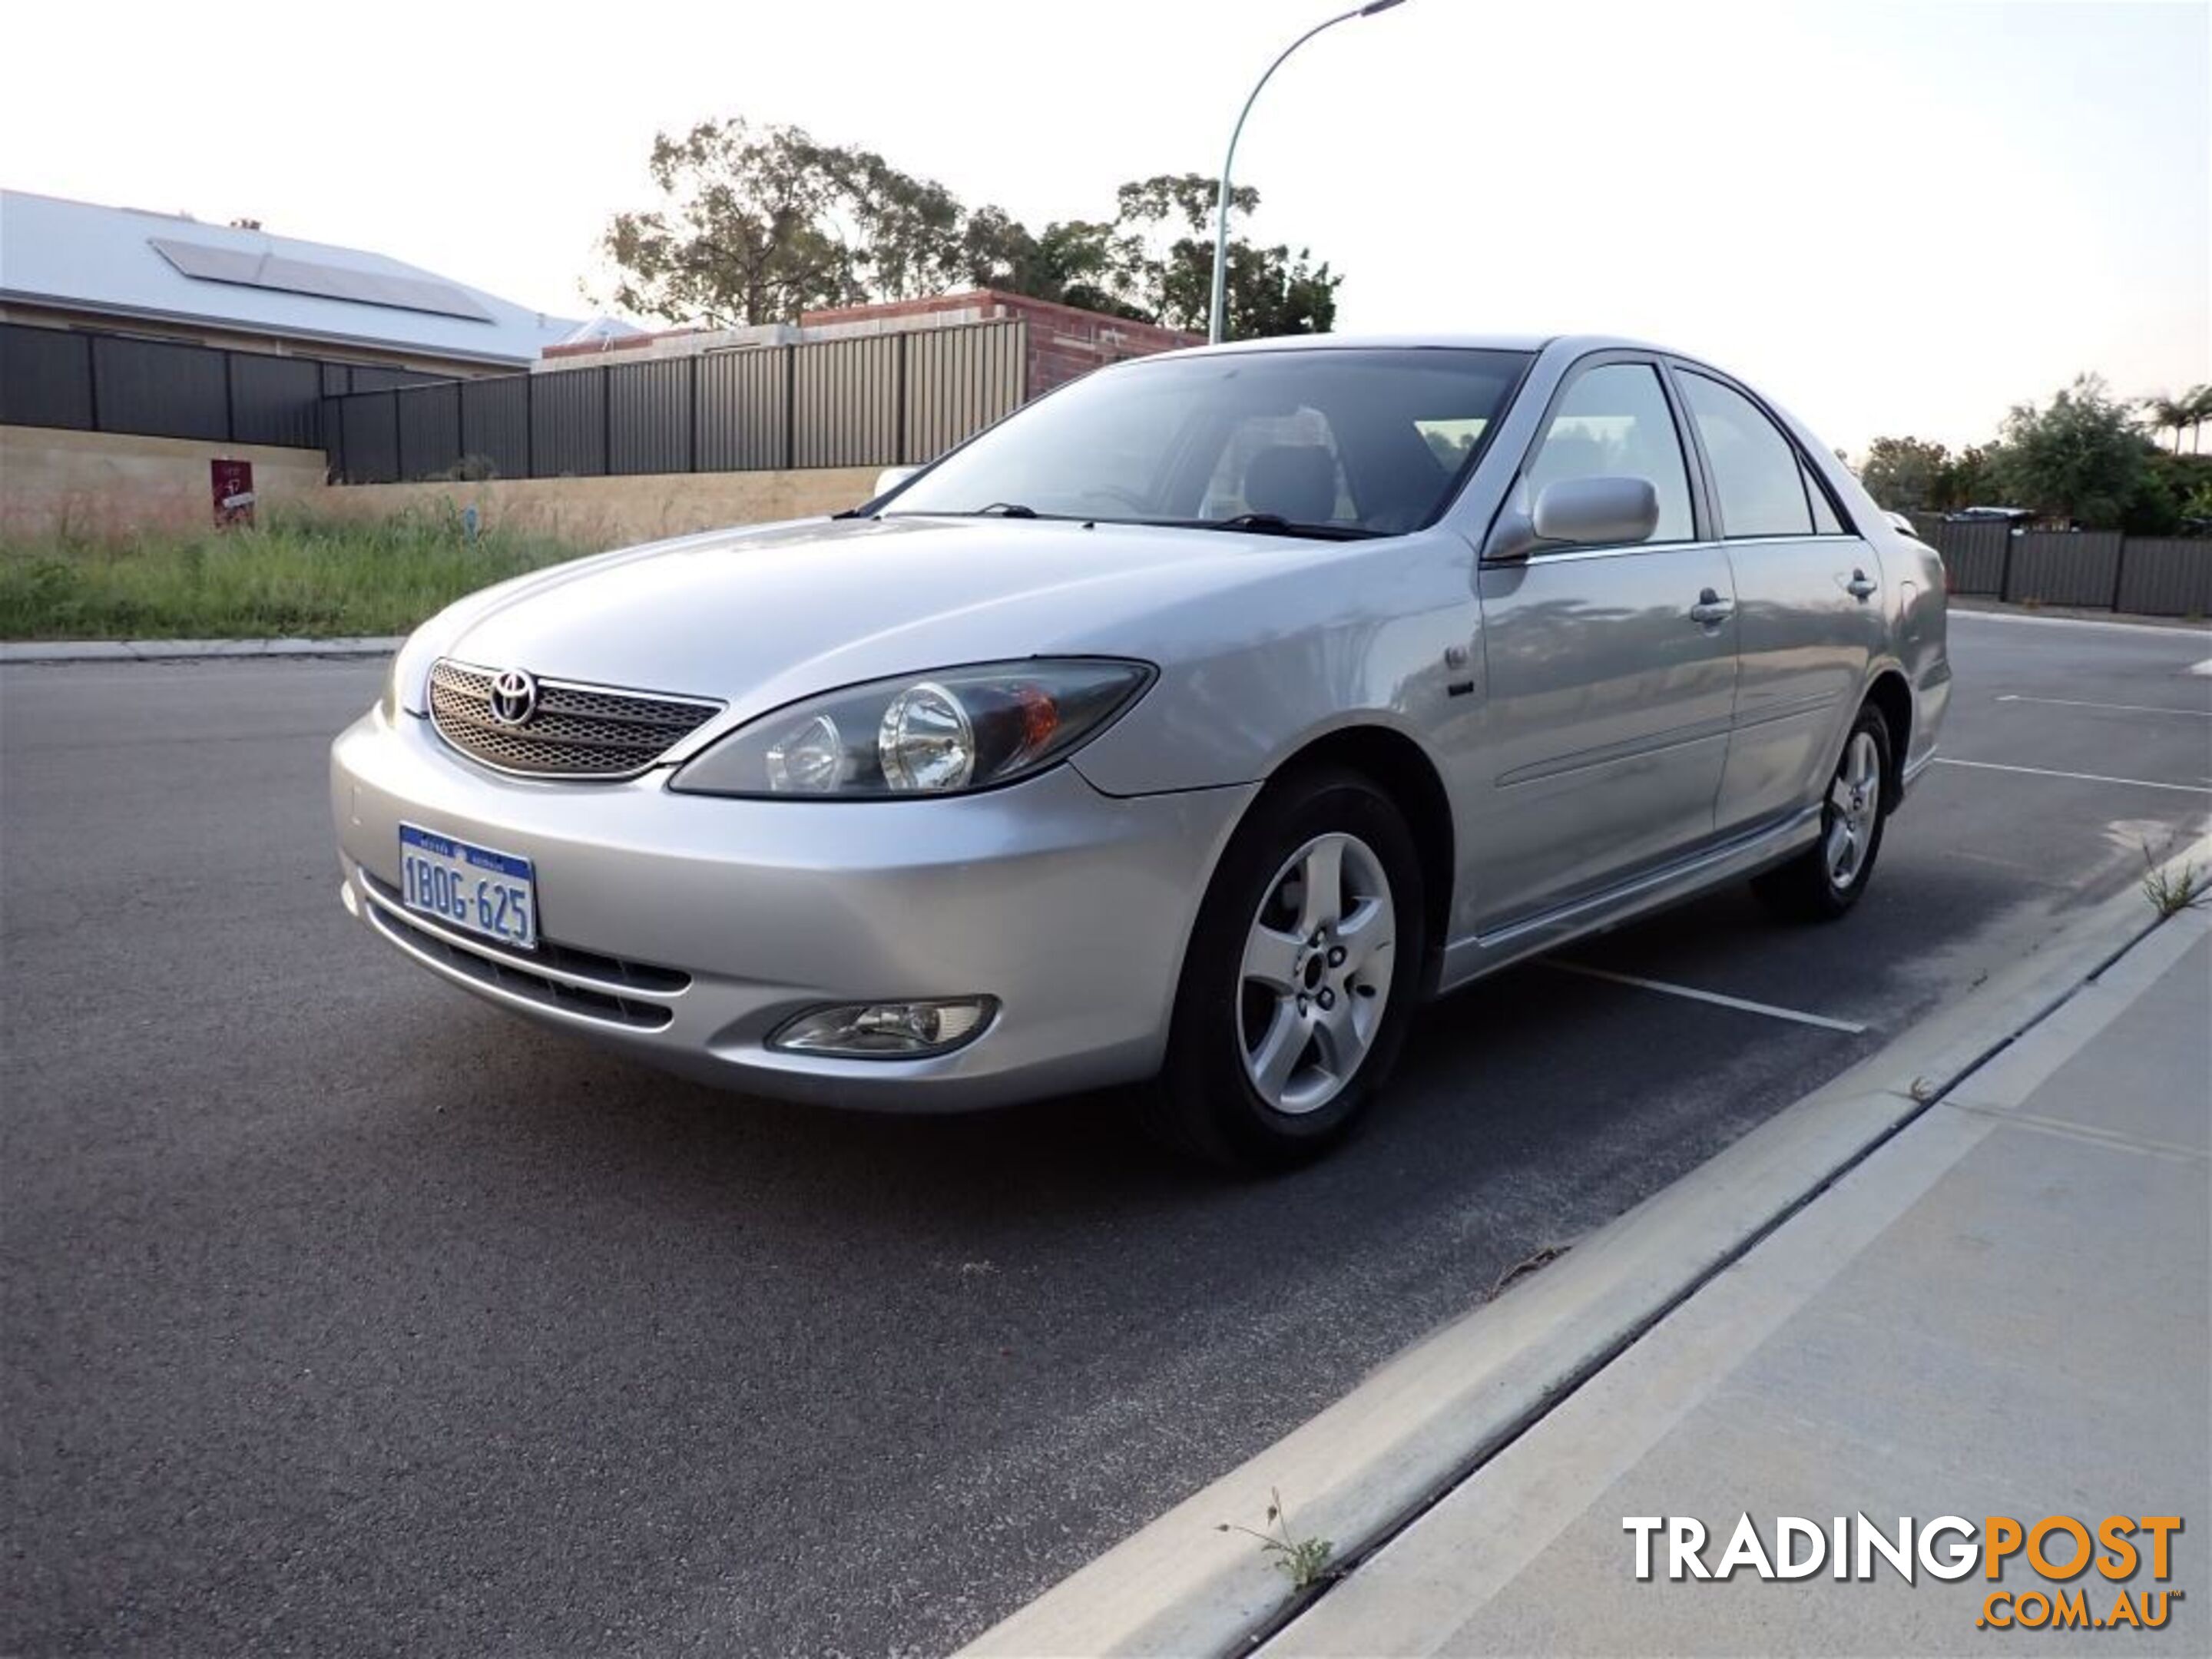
488 668 538 727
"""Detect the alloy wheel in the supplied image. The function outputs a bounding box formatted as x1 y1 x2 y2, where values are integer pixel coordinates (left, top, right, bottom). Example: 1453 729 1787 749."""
1237 832 1396 1114
1825 730 1883 889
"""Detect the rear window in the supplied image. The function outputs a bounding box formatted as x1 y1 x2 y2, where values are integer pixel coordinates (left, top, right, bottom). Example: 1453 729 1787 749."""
1678 370 1816 538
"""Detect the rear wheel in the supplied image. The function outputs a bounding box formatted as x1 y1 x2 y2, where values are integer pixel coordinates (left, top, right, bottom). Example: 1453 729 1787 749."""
1753 704 1892 922
1147 769 1426 1171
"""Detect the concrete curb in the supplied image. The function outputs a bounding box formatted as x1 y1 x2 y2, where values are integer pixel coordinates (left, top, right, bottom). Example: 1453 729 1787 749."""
1948 603 2212 637
959 833 2212 1659
0 637 402 664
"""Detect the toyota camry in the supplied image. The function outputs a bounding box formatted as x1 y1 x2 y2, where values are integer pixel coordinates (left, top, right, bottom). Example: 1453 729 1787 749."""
331 335 1951 1167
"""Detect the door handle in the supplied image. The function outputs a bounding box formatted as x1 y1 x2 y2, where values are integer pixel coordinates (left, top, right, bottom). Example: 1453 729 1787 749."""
1845 569 1878 600
1689 588 1735 626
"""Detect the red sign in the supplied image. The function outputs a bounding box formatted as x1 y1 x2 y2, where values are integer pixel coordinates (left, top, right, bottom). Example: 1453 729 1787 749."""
211 458 256 527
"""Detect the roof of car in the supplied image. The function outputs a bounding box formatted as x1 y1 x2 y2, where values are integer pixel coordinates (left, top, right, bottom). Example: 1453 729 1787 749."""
1159 332 1690 362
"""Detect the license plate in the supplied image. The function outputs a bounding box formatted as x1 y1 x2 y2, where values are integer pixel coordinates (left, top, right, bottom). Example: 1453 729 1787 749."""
398 824 537 950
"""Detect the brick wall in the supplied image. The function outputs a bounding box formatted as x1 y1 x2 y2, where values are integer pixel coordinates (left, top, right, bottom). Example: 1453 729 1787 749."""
799 290 1200 394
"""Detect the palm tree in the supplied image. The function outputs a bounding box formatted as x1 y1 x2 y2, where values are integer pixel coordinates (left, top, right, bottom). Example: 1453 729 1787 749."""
2186 384 2212 456
2142 394 2193 455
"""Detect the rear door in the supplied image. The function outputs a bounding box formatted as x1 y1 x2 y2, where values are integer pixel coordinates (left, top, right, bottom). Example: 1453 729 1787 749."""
1465 356 1739 930
1671 366 1882 835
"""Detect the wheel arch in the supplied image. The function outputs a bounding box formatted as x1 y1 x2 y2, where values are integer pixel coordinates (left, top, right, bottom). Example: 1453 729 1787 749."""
1255 724 1456 997
1861 667 1913 803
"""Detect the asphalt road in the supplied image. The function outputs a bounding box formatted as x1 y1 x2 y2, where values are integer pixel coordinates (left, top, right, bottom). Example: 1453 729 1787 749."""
5 611 2208 1658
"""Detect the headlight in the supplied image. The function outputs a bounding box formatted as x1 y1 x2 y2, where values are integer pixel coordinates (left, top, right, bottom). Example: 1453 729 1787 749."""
669 659 1154 799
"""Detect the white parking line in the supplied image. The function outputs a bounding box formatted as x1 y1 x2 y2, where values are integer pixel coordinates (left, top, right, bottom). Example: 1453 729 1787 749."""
1995 694 2212 720
1542 961 1869 1034
1932 757 2212 795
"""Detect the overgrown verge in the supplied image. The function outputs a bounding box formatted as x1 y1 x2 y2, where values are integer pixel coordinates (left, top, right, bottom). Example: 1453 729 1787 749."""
0 508 590 640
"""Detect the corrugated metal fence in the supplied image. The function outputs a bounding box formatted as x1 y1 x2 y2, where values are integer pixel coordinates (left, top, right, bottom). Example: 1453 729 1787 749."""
1907 514 2211 618
0 320 449 451
320 320 1029 485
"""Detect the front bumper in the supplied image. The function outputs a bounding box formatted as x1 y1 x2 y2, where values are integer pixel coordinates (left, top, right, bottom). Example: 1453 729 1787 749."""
331 707 1257 1109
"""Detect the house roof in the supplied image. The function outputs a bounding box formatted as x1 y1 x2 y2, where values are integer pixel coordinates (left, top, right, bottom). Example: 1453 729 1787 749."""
0 190 581 366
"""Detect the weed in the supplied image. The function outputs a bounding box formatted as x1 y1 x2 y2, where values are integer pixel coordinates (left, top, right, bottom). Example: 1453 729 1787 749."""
1487 1243 1568 1302
1217 1488 1334 1591
2141 841 2208 919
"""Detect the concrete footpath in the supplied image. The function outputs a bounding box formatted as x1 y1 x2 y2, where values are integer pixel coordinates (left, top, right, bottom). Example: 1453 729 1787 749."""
1267 909 2210 1657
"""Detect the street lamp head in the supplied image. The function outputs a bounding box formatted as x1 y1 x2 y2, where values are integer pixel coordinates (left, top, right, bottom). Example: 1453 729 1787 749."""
1209 0 1409 343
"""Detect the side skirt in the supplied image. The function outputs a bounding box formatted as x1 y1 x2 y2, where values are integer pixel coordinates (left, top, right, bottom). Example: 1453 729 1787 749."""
1435 806 1823 995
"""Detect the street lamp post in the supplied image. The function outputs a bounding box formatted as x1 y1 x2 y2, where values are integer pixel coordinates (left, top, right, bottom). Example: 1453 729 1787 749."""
1207 0 1406 345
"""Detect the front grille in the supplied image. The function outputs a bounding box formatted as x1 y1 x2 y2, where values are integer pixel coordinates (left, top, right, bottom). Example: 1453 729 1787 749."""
363 887 680 1031
429 659 721 779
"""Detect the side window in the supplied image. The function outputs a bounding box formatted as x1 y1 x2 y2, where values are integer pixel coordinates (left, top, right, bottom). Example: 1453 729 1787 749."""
1524 363 1694 542
1678 371 1814 538
1801 457 1846 535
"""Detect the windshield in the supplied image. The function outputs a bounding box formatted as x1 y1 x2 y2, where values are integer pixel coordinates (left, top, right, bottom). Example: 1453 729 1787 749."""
882 347 1532 537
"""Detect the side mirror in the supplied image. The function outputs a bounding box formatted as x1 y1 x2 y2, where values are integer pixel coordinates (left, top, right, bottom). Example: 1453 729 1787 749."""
1485 475 1661 562
873 465 919 499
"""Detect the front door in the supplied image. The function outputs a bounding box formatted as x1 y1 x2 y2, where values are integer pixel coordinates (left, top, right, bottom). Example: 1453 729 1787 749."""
1464 358 1739 933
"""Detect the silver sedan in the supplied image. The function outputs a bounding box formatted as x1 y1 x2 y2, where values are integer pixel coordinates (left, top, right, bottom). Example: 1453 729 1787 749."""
332 335 1951 1167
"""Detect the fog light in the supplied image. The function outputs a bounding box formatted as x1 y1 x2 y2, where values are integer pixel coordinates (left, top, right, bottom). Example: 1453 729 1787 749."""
769 997 996 1058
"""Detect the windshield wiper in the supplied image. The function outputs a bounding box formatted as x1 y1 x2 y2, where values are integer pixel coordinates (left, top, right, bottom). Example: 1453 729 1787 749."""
1181 512 1382 541
888 501 1076 522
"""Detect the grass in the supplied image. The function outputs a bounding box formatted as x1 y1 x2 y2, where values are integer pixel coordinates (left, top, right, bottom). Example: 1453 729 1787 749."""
0 508 590 640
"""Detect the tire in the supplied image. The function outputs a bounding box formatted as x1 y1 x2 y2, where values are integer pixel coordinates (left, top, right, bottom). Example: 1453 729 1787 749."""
1146 767 1427 1171
1752 703 1893 922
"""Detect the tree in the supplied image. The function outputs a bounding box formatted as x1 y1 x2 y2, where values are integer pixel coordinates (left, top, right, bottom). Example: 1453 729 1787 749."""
598 121 1345 337
2134 451 2211 535
1993 375 2158 528
1109 173 1340 338
1855 437 2002 512
2187 384 2212 455
2141 392 2194 456
829 142 970 303
602 120 855 326
1944 444 2001 510
953 210 1152 320
1857 436 1953 512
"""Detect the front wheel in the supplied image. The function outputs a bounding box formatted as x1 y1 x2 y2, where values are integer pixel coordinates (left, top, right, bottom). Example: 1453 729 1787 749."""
1753 705 1892 922
1147 769 1426 1171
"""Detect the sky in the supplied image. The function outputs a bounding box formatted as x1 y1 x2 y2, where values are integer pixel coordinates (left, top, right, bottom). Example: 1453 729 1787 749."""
4 0 2206 456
